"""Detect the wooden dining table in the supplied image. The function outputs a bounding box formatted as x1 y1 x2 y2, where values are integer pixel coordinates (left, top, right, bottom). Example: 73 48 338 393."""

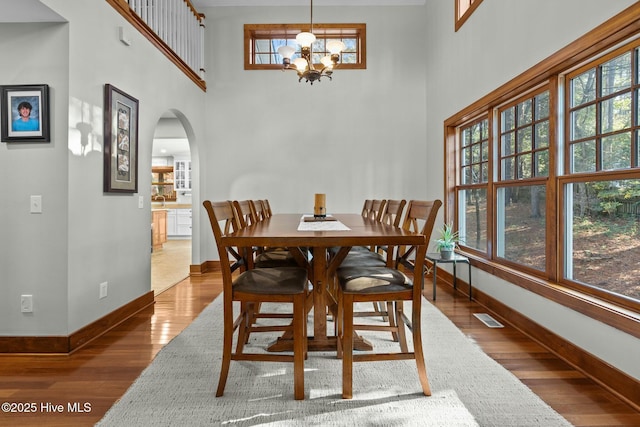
220 213 427 351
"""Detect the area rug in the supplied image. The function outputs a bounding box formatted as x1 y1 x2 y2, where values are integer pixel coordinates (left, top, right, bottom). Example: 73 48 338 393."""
97 297 572 427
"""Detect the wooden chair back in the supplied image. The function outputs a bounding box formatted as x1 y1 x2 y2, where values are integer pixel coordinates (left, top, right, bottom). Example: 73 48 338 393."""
203 200 244 276
369 199 386 221
397 199 442 270
233 200 258 228
361 199 373 217
380 199 406 227
250 200 267 222
262 199 273 218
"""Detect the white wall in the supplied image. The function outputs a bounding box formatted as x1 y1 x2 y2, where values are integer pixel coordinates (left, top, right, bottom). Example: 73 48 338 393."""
199 5 430 263
0 0 207 336
423 0 639 381
0 22 70 335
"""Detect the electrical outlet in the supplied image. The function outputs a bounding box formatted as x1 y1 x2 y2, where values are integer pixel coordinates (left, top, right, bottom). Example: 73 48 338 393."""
21 295 33 313
99 282 108 299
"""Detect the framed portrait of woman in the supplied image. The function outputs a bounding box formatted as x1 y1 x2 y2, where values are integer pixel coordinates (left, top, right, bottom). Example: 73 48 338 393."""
0 84 50 142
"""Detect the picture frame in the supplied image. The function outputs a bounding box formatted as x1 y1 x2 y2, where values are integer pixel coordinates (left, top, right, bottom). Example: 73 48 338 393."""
1 84 50 142
103 84 139 193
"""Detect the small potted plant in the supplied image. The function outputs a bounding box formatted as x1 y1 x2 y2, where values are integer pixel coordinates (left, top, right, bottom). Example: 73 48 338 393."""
434 223 462 259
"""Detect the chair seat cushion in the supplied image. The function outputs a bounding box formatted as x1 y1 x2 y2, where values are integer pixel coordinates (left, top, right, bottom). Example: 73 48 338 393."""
234 267 307 295
254 249 299 268
337 251 387 268
328 245 373 257
337 266 412 294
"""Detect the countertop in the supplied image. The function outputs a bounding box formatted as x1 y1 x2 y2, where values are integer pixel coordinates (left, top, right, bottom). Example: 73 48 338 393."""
151 203 192 210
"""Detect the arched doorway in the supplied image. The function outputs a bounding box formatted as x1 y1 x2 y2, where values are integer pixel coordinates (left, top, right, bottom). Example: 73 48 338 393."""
150 111 192 294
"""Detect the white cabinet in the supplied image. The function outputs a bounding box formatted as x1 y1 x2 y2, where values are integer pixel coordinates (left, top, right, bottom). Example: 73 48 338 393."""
176 208 192 235
174 160 191 192
167 209 177 236
167 208 192 237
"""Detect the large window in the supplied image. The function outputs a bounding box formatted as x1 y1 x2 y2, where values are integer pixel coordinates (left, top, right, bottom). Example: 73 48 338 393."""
458 118 489 253
564 177 640 302
244 24 366 70
562 43 640 303
446 31 640 312
494 91 551 272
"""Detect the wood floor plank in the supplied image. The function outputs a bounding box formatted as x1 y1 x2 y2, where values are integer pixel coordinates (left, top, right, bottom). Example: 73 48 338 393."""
0 273 637 426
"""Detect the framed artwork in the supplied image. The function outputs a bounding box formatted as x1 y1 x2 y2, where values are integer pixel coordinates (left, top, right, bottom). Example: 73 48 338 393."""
103 84 139 193
1 84 50 142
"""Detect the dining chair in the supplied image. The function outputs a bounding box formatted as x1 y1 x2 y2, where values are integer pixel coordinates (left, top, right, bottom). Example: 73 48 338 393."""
232 200 300 344
360 199 373 218
251 200 268 222
335 199 406 335
371 199 407 325
335 199 442 399
203 200 309 400
262 199 273 218
368 199 386 222
233 200 258 228
376 199 407 260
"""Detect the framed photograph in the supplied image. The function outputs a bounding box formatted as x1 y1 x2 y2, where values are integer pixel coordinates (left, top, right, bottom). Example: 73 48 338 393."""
1 84 50 142
104 84 139 193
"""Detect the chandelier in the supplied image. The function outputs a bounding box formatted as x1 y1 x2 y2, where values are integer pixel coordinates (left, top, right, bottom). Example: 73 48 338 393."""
276 0 345 85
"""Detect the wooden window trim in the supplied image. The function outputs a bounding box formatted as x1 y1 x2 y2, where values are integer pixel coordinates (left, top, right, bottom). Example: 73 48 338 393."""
244 23 366 71
444 3 640 339
455 0 484 32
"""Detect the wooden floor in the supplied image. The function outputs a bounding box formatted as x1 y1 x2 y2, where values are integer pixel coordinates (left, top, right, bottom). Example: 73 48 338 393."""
0 272 638 426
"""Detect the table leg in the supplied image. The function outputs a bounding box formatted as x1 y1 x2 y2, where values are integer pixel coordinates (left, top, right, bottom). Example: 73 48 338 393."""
268 246 371 352
313 246 328 342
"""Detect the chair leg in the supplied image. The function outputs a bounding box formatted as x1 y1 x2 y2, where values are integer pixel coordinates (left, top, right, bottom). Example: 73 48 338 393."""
395 301 409 353
235 304 249 354
243 302 260 344
336 290 343 359
342 294 354 399
216 300 234 397
386 301 400 342
293 294 305 400
411 300 431 396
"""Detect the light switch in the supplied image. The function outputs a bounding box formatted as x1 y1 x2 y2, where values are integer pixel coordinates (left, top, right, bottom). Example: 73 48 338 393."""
30 195 42 214
138 195 144 209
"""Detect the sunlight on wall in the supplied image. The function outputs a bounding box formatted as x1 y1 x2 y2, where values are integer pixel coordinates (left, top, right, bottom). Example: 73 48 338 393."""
68 96 103 156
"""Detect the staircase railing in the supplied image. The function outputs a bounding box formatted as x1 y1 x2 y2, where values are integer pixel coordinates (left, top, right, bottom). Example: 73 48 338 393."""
107 0 206 91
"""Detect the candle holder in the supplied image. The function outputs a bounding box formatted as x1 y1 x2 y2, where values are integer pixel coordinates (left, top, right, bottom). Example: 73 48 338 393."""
314 193 326 218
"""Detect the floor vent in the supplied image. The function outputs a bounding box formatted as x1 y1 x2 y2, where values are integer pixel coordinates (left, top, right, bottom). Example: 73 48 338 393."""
473 313 504 328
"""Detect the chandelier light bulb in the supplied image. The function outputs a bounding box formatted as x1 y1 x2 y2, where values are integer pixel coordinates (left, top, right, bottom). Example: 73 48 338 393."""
321 55 333 68
296 31 316 48
277 45 295 60
326 40 345 54
293 57 308 71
